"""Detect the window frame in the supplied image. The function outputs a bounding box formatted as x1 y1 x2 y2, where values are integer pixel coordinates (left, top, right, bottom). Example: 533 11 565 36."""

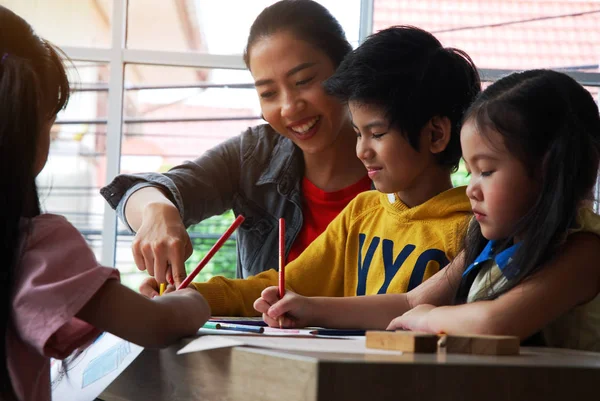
58 0 600 266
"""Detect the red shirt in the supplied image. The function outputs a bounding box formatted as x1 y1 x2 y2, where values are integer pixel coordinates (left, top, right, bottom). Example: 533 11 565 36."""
287 175 372 263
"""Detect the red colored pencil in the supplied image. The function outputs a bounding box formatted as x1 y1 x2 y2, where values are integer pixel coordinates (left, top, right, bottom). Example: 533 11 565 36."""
177 215 245 290
278 218 285 299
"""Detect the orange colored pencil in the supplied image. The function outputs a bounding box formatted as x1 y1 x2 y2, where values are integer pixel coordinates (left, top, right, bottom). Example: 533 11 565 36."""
278 218 285 299
177 215 245 290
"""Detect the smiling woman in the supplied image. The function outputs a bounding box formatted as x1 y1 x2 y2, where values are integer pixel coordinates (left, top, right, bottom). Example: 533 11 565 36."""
101 0 371 292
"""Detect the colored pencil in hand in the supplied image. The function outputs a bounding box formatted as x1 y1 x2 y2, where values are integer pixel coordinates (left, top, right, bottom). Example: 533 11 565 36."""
278 218 285 328
279 218 286 299
177 215 245 290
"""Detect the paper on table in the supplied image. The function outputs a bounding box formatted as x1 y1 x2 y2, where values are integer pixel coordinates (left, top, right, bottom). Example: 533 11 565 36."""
178 335 404 356
181 335 245 351
51 332 144 401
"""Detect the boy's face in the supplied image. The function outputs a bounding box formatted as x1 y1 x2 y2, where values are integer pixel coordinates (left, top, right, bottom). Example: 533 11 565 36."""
461 120 539 240
349 102 440 206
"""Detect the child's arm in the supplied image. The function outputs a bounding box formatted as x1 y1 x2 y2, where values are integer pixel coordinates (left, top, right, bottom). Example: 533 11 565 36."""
388 232 600 338
76 280 210 348
255 252 467 329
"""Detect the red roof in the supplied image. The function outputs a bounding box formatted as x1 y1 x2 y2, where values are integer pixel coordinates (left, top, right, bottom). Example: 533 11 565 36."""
373 0 600 72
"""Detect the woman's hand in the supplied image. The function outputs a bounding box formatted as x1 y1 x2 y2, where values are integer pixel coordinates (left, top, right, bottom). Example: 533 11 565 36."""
132 202 193 287
253 286 314 328
386 304 437 332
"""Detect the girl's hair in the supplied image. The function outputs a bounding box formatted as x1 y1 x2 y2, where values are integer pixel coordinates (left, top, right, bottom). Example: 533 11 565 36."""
0 6 70 400
323 26 481 172
243 0 352 70
456 69 600 303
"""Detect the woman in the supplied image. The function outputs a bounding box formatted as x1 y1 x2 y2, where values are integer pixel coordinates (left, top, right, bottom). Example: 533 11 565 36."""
101 0 370 286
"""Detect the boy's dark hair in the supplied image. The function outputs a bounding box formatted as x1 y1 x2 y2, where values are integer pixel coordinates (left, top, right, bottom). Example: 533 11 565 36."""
0 6 70 400
456 70 600 303
324 25 481 172
243 0 352 70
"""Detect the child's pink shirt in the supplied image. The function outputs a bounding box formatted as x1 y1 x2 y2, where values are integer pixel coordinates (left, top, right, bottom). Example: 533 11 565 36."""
7 214 119 401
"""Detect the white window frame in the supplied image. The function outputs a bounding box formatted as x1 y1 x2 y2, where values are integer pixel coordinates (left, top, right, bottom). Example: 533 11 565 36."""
60 0 600 266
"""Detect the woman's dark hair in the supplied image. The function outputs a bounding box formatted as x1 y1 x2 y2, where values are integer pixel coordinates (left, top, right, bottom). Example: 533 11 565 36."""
243 0 352 69
323 25 481 171
456 69 600 303
0 6 70 400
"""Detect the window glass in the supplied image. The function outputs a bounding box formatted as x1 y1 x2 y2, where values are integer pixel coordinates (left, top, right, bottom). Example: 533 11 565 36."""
4 0 113 48
127 0 362 52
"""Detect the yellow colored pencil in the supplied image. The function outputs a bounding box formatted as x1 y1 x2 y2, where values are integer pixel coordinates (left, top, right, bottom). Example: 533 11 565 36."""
159 282 166 296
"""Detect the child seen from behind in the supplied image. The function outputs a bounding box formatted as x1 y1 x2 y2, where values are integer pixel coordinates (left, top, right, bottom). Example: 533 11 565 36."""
0 7 210 401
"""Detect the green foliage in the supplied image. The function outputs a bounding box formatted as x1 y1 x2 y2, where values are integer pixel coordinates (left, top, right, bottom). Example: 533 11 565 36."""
185 211 237 283
451 159 470 187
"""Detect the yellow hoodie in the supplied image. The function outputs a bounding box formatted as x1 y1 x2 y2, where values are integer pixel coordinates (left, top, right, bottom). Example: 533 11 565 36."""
192 186 472 316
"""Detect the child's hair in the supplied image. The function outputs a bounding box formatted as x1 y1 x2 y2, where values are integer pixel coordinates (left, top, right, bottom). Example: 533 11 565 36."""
243 0 352 70
0 6 70 400
456 69 600 303
323 25 481 172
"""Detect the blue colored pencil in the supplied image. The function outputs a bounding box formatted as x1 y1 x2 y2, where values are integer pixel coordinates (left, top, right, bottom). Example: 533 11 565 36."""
204 322 265 334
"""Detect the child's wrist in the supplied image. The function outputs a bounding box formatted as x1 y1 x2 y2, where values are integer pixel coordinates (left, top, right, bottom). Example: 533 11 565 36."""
424 306 442 334
306 297 325 326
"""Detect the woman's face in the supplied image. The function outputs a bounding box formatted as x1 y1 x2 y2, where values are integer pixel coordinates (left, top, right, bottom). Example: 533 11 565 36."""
248 30 350 155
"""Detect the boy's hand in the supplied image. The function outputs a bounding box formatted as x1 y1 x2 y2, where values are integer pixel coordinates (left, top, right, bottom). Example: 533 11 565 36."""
253 286 312 328
386 304 436 332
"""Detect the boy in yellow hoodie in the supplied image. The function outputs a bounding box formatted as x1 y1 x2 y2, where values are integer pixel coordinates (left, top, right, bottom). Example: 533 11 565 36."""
141 26 481 317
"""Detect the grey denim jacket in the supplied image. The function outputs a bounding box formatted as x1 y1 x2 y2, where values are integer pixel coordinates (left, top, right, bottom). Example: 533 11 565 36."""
100 124 304 279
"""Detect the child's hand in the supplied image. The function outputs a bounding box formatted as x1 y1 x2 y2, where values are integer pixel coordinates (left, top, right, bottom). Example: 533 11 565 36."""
253 286 312 328
386 304 437 332
157 288 211 337
139 276 176 298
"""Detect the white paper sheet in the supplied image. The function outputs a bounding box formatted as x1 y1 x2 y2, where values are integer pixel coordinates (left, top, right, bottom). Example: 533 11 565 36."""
50 332 144 401
178 335 403 356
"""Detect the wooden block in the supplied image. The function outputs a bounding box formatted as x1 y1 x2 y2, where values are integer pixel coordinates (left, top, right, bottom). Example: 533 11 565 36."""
443 334 520 355
366 331 439 353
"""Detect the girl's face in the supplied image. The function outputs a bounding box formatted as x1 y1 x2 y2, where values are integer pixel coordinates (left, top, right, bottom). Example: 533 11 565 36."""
350 102 435 197
249 30 350 155
34 115 54 176
461 120 539 241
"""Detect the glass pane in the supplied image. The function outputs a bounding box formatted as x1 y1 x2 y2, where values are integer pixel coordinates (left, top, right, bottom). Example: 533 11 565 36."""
127 0 361 52
115 65 262 286
38 61 110 261
373 0 600 70
3 0 113 48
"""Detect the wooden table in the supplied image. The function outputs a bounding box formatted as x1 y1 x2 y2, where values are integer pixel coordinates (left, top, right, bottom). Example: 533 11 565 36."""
100 338 600 401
